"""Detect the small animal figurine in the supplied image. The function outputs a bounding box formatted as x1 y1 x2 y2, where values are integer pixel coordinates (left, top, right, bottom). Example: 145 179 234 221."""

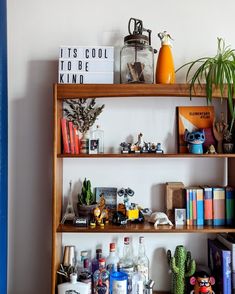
184 129 205 154
190 271 215 294
148 211 173 228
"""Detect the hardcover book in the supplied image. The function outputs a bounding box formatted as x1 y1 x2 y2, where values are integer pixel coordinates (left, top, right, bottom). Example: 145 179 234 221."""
213 187 225 226
217 233 235 293
226 187 235 226
177 106 215 153
208 238 232 294
61 118 70 154
202 186 213 226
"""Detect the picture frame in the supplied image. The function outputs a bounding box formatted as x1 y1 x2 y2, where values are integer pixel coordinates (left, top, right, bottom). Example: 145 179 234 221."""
175 208 186 226
95 187 117 217
89 139 99 154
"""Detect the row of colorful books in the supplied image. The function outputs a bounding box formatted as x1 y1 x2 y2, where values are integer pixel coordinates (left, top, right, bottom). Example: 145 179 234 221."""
185 186 235 226
208 234 235 293
61 118 80 154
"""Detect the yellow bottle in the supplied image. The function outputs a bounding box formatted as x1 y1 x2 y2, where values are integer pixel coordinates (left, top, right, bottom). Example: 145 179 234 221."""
155 31 175 84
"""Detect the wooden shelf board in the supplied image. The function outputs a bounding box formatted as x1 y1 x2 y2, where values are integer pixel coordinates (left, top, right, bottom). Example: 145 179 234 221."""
58 153 235 158
55 83 228 99
57 222 235 233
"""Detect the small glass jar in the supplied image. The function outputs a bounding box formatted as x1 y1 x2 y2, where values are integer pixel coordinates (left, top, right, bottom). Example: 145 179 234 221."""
120 34 154 84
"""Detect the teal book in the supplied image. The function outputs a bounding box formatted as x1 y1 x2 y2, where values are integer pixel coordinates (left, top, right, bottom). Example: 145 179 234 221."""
226 187 235 226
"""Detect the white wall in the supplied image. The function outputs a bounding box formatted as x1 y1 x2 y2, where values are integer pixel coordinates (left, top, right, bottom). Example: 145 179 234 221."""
7 0 235 293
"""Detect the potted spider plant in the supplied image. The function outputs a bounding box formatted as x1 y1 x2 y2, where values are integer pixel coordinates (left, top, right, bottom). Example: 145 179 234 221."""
177 38 235 153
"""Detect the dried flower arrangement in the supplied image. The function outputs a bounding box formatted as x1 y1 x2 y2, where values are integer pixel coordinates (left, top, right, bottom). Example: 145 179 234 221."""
63 98 105 134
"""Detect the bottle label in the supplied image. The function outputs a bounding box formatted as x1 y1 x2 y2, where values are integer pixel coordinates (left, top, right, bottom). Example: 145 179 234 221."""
65 290 80 294
93 280 109 294
137 265 149 282
136 281 144 294
112 279 127 294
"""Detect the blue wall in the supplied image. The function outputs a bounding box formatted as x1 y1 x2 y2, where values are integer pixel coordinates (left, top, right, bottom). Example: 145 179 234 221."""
0 0 8 293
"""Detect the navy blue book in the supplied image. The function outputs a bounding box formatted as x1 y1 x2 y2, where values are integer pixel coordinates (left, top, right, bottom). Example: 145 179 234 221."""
208 238 232 294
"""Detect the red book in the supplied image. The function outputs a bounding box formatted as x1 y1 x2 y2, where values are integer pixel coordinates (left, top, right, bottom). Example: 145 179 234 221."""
68 121 75 154
202 186 213 226
73 125 80 154
61 118 70 154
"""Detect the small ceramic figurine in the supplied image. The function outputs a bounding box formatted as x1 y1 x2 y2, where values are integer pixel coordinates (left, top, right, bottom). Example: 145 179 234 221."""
156 143 164 154
148 211 173 228
190 271 215 294
184 129 205 154
206 145 217 154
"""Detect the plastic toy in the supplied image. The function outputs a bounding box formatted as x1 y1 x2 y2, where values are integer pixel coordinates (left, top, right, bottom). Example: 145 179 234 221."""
112 211 128 225
167 245 196 294
190 271 215 294
91 195 109 227
184 129 205 154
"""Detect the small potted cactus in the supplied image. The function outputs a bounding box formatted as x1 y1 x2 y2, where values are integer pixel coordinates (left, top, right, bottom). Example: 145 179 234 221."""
77 178 96 219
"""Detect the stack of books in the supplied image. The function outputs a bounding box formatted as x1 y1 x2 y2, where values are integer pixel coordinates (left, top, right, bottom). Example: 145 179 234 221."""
58 46 114 84
61 118 79 154
185 186 235 226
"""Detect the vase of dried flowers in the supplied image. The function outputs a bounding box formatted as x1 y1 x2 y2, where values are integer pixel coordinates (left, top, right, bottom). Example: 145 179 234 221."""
63 98 105 154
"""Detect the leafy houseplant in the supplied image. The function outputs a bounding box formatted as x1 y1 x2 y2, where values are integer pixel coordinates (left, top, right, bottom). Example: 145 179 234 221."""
63 98 105 134
177 38 235 146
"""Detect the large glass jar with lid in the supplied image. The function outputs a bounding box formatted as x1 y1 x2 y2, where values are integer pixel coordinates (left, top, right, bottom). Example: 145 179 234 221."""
120 18 155 84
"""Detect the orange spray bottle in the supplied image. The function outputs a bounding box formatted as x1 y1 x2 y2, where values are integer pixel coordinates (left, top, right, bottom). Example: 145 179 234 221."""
155 31 175 84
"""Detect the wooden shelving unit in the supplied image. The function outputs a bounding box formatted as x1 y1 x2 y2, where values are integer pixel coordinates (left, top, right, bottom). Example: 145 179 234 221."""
52 83 235 294
58 223 235 234
58 153 235 158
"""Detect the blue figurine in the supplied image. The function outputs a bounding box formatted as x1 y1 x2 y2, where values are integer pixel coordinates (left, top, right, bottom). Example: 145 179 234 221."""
184 129 205 154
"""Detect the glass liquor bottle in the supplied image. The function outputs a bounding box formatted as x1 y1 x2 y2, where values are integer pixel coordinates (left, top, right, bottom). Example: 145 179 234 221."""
58 273 89 294
106 243 119 273
92 248 102 274
91 125 104 153
76 250 88 275
78 258 92 294
93 258 109 294
136 236 149 284
119 237 135 293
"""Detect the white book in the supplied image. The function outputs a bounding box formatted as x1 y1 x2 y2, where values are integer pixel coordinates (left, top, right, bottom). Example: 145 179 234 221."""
58 71 113 84
58 58 114 73
217 233 235 293
59 46 114 60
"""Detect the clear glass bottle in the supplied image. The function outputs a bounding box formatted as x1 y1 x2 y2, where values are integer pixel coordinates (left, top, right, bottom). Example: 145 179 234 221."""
120 18 154 84
136 236 149 284
76 250 88 275
91 125 104 154
93 258 110 294
78 258 92 294
58 273 89 294
132 272 145 294
110 271 128 294
92 248 102 274
119 237 135 294
106 243 119 273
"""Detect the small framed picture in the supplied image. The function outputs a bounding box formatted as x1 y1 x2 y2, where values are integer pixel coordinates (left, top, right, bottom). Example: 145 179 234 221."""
95 187 117 219
89 139 99 154
175 208 186 226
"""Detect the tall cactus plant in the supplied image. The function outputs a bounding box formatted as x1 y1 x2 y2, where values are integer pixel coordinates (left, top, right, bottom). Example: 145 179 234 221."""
167 245 196 294
78 178 95 205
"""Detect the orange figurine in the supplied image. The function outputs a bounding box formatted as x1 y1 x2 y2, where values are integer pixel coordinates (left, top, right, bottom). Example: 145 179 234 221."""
155 31 175 84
